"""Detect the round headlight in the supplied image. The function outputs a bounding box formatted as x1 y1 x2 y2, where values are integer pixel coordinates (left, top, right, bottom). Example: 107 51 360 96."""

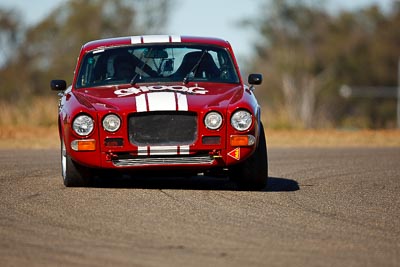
204 111 223 130
103 114 121 132
231 110 252 131
72 114 94 136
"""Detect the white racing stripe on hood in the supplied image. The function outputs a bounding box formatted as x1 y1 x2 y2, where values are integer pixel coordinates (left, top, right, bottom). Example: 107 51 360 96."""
176 93 188 111
148 92 176 111
135 92 188 112
135 94 147 112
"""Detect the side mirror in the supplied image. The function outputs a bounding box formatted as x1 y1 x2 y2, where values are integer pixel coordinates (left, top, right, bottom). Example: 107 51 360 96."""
50 80 67 91
248 74 263 85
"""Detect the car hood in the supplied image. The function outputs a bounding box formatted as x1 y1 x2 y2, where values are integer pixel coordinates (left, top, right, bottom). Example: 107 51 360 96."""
72 83 244 113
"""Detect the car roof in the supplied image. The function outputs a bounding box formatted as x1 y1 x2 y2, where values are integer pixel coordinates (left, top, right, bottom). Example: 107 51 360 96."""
81 35 232 53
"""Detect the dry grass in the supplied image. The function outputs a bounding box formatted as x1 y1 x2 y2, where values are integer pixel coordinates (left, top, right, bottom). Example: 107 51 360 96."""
0 126 59 149
0 96 58 127
266 129 400 148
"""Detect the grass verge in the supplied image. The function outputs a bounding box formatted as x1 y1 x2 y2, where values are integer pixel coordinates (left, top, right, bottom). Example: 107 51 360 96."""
266 129 400 147
0 126 59 149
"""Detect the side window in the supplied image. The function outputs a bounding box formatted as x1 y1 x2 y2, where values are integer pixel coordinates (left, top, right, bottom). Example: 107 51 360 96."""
217 50 238 83
209 51 220 69
77 54 98 87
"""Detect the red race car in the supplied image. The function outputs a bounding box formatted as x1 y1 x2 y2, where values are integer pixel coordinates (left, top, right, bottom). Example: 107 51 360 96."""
51 35 268 189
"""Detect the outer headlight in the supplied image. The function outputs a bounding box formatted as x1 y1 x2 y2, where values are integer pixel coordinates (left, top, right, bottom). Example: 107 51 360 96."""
231 110 252 131
103 114 121 132
72 114 94 136
204 111 223 130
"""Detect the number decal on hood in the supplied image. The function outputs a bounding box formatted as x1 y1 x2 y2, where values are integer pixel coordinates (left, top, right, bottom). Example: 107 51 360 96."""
114 85 208 97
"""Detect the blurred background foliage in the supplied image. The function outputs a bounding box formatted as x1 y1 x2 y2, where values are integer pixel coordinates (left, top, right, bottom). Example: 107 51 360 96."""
0 0 399 129
248 0 400 129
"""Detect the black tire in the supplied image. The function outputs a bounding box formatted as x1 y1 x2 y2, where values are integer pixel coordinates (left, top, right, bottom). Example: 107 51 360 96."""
61 139 91 187
229 123 268 190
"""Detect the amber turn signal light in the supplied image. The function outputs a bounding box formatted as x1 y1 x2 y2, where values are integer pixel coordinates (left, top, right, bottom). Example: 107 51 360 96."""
230 135 255 146
71 139 96 151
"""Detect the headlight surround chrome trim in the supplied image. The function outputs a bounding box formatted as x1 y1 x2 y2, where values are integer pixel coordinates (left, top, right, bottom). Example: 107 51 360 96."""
230 110 253 131
103 114 121 132
204 111 223 130
72 114 94 136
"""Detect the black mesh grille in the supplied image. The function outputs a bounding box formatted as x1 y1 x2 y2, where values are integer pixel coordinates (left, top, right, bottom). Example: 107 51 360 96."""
129 112 197 146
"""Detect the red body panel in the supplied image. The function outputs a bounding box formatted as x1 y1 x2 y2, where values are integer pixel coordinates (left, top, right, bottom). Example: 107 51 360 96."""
58 35 261 172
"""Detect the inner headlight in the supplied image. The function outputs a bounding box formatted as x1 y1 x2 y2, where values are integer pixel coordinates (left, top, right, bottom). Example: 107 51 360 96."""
231 110 252 131
72 114 94 136
204 111 223 130
103 114 121 132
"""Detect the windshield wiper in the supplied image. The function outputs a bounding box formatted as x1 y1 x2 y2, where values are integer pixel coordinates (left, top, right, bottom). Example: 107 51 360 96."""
130 48 153 85
183 50 207 84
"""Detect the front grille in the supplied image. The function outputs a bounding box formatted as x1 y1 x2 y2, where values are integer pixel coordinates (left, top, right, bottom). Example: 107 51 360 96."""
129 111 197 146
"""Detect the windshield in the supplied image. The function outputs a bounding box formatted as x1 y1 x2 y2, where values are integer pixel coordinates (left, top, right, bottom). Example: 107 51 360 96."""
75 44 239 88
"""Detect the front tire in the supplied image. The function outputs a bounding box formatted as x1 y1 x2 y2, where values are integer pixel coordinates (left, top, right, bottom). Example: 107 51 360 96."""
61 139 91 187
229 123 268 190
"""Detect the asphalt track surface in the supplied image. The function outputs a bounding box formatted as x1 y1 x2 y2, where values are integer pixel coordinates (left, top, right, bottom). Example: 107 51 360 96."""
0 147 399 267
